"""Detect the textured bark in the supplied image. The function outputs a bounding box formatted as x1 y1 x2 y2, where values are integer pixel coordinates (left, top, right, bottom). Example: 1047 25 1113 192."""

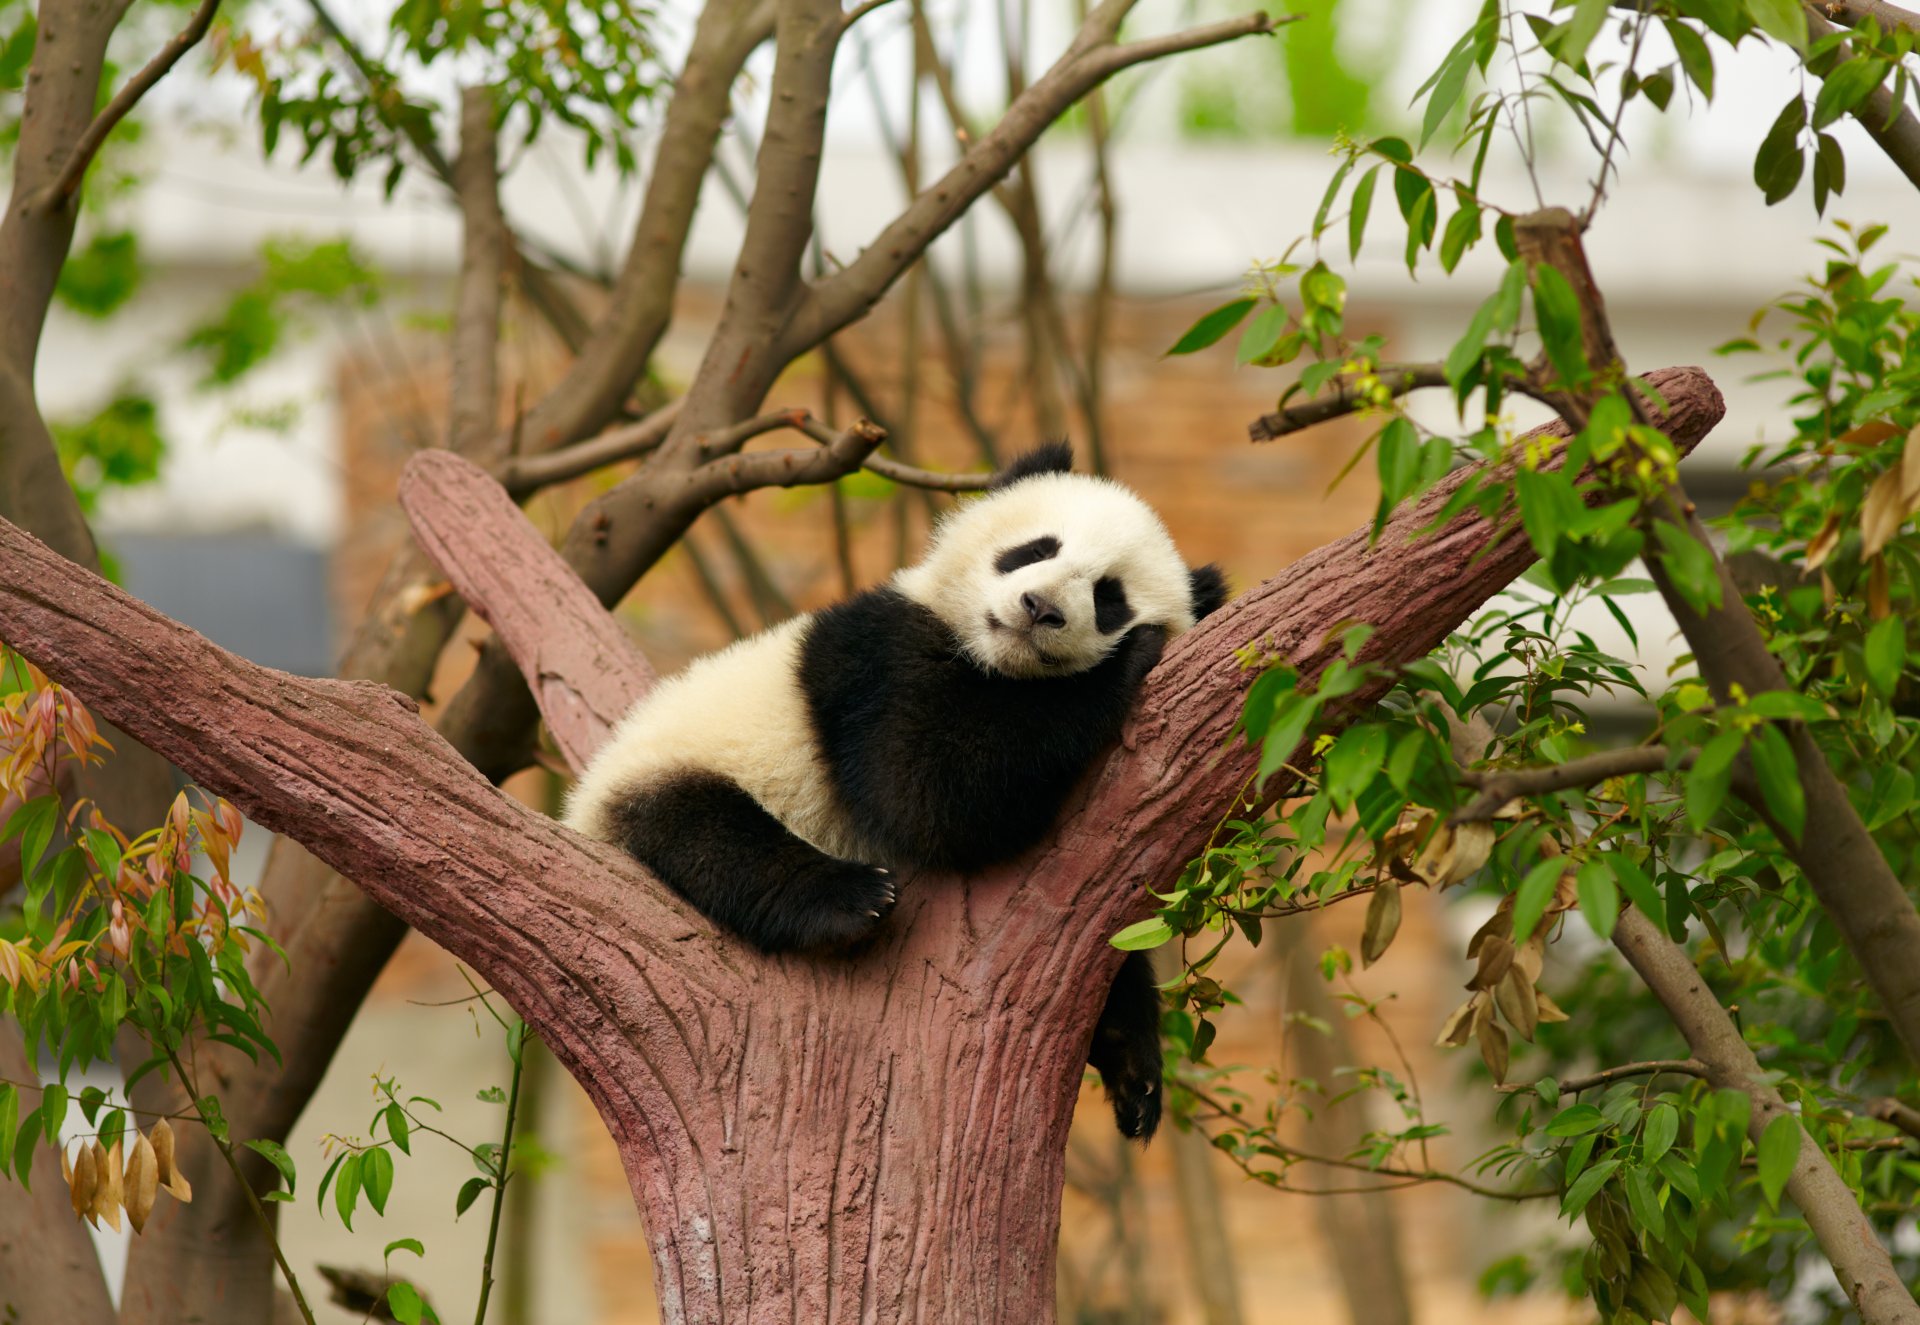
0 368 1723 1321
1613 910 1920 1325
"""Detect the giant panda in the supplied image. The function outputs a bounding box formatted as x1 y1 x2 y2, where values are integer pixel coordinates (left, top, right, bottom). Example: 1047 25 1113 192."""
565 443 1227 1138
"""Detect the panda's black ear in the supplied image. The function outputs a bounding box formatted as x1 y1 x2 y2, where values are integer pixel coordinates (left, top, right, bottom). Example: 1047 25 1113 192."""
988 441 1075 490
1189 564 1229 620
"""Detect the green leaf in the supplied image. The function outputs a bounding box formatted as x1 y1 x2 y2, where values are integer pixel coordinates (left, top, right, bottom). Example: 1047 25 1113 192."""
1666 19 1715 98
1546 1103 1606 1136
386 1238 426 1259
0 1085 16 1176
1575 859 1620 940
1512 856 1565 944
334 1151 363 1230
13 1107 39 1191
1167 299 1256 356
1747 0 1808 50
5 796 57 882
1110 918 1173 952
1348 165 1380 262
1530 266 1591 386
1757 1112 1801 1208
1420 44 1475 151
1642 1103 1679 1166
1813 57 1887 129
1864 615 1906 700
1625 1165 1666 1241
1554 0 1611 69
1753 96 1807 206
1686 729 1744 829
1748 723 1806 842
1611 853 1662 924
387 1282 426 1325
1235 305 1290 366
244 1138 298 1196
363 1146 394 1216
1375 418 1422 513
455 1175 489 1219
506 1020 528 1067
385 1103 411 1155
1439 199 1482 274
39 1083 65 1143
1561 1156 1621 1218
1653 521 1723 613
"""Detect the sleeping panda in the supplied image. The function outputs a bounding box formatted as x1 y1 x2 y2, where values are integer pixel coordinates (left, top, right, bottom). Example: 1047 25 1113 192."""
565 443 1227 1138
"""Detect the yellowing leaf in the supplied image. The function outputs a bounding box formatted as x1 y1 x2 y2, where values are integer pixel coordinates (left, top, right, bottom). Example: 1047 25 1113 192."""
1803 509 1841 570
1361 879 1402 967
1495 966 1539 1042
1861 467 1906 558
125 1131 158 1234
70 1141 98 1220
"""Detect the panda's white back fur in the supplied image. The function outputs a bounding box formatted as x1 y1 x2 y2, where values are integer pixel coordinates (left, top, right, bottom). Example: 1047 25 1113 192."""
564 469 1197 856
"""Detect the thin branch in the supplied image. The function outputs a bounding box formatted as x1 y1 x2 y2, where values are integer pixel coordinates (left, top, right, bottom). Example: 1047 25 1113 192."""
784 7 1282 354
470 1031 526 1325
1613 910 1920 1325
1453 745 1686 822
498 399 682 498
1494 1058 1707 1094
1812 0 1920 32
1867 1097 1920 1140
46 0 223 205
449 85 506 460
1249 364 1452 442
841 0 904 29
687 419 892 503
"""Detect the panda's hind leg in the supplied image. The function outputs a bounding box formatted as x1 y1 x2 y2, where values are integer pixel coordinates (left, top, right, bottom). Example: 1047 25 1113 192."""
1088 950 1164 1141
602 772 897 954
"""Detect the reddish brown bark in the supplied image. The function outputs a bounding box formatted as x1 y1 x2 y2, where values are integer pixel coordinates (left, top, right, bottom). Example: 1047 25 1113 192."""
0 367 1722 1321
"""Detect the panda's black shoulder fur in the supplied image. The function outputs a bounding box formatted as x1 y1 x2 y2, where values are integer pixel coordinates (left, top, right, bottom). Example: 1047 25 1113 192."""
798 586 1165 873
1189 564 1229 619
988 440 1076 490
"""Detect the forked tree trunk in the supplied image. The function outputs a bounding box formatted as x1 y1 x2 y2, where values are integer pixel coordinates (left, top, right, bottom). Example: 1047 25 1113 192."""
0 369 1723 1321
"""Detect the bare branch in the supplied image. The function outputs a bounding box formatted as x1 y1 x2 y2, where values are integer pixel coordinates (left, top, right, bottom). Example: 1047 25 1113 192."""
46 0 222 205
1453 745 1686 822
783 8 1281 355
687 418 891 502
1613 910 1920 1325
449 85 506 460
1495 1058 1707 1094
841 0 905 30
499 399 682 498
1812 0 1920 33
1867 1097 1920 1140
1249 364 1452 441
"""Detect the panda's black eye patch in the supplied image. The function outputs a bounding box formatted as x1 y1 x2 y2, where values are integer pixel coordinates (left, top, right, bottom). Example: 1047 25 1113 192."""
994 536 1061 574
1093 576 1133 633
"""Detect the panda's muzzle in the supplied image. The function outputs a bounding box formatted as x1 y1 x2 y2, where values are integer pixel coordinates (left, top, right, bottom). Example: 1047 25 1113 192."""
1019 592 1065 630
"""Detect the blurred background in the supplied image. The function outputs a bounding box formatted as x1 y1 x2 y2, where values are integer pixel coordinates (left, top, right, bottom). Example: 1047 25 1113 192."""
24 0 1920 1319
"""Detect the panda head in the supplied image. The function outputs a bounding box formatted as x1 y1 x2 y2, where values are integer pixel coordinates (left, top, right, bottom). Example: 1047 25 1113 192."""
893 443 1228 680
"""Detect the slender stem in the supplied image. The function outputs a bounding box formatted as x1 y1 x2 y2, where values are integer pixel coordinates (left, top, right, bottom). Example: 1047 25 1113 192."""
165 1047 319 1325
473 1027 528 1325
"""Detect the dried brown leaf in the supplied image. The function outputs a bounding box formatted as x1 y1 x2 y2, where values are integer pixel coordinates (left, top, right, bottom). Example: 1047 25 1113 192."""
91 1139 123 1233
1514 931 1548 987
1535 988 1571 1023
1361 878 1402 967
1496 966 1539 1042
126 1131 158 1234
1436 995 1479 1048
1868 555 1892 620
1862 468 1905 559
1470 935 1515 991
1476 1008 1511 1083
69 1141 97 1220
1804 509 1842 571
1839 420 1901 448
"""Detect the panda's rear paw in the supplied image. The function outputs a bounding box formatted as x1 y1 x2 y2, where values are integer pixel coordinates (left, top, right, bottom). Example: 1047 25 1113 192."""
1109 1072 1161 1143
791 861 898 953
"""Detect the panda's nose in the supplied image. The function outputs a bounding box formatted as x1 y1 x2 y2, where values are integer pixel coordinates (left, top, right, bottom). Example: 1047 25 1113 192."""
1021 592 1065 629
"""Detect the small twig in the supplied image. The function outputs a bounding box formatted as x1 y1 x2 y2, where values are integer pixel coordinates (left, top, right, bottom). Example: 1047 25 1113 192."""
166 1047 320 1325
841 0 904 29
1495 1058 1707 1094
472 1028 528 1325
498 400 682 498
46 0 223 204
1248 364 1451 442
1453 744 1686 822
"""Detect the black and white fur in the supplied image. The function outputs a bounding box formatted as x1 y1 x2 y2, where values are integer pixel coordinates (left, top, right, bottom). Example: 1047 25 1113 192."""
565 444 1228 1138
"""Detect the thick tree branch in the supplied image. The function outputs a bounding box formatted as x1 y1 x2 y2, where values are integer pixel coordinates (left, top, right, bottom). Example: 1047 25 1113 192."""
1613 910 1920 1325
1808 9 1920 191
783 7 1281 354
1812 0 1920 33
1512 207 1920 1069
46 0 222 205
400 453 654 772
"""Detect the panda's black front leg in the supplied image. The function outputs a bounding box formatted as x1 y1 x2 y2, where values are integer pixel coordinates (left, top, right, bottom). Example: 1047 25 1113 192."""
602 773 897 954
1088 950 1164 1141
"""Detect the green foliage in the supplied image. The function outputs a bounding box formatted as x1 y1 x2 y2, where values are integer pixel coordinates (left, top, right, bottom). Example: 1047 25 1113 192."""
55 230 143 318
51 390 165 517
1153 5 1920 1314
182 238 381 385
1177 0 1403 140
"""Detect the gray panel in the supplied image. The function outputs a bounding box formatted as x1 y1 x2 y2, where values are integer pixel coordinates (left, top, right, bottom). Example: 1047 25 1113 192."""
110 532 334 677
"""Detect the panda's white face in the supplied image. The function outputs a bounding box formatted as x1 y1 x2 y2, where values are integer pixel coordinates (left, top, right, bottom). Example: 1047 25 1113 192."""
893 472 1199 679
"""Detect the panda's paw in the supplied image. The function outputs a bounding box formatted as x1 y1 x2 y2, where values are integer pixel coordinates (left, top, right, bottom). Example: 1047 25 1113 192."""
1108 1071 1161 1143
792 861 899 952
1116 624 1168 689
